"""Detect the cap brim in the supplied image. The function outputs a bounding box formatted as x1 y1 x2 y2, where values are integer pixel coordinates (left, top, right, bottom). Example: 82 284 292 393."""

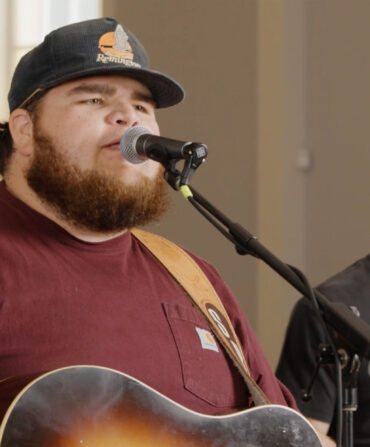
41 66 185 109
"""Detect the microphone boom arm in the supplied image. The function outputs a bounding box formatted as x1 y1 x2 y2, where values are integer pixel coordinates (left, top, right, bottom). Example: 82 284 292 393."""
164 159 367 447
177 184 370 361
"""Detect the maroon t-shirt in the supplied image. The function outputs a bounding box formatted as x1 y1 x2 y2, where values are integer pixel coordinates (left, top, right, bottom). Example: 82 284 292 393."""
0 182 296 415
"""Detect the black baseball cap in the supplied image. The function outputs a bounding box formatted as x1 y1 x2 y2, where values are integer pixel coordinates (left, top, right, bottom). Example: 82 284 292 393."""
8 17 185 111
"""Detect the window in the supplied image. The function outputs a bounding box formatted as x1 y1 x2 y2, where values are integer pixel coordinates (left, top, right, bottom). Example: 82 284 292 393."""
0 0 102 118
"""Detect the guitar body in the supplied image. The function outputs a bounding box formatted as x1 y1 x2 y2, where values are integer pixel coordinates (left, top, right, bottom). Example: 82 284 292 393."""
0 366 320 446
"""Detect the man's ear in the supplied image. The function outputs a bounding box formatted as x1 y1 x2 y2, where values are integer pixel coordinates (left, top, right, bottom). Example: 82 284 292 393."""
8 108 34 157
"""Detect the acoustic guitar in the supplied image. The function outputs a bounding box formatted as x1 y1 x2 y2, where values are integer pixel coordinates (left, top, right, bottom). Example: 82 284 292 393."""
0 365 321 446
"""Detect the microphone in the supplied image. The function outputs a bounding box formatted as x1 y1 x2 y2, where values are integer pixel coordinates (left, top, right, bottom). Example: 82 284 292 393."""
120 126 208 165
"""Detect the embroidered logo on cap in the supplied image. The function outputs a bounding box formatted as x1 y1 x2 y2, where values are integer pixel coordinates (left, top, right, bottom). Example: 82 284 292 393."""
195 327 219 352
96 25 140 68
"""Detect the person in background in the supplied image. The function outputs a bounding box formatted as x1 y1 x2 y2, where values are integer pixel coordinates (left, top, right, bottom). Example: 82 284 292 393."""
277 254 370 447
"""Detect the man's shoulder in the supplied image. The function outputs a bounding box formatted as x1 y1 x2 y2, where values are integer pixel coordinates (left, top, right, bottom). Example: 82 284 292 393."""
131 228 220 279
131 228 243 319
313 254 370 322
320 255 370 289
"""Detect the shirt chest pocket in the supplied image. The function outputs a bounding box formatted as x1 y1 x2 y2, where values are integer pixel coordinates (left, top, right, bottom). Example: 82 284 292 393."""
163 302 248 409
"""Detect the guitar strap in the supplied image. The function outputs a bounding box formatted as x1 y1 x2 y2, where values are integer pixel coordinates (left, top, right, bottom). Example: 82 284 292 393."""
131 228 270 406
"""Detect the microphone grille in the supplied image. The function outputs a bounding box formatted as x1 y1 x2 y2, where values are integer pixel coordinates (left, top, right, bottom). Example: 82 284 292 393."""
120 126 153 164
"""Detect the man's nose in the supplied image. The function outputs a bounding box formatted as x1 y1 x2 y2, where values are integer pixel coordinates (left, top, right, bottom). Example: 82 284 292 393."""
106 104 139 127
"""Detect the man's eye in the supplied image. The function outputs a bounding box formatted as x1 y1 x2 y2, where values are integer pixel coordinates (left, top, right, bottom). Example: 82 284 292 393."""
84 98 103 105
135 104 147 112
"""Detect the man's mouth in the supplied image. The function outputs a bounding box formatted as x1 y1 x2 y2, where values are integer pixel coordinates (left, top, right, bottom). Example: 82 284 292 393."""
102 139 122 151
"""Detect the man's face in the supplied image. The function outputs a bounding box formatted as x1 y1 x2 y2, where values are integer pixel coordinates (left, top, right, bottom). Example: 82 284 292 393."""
24 75 170 233
34 75 162 185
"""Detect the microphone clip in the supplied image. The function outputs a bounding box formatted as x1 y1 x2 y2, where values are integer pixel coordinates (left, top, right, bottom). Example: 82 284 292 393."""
164 143 207 190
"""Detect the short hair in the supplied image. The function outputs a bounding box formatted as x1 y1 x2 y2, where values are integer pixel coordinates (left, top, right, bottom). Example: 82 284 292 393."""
0 122 12 175
0 90 47 175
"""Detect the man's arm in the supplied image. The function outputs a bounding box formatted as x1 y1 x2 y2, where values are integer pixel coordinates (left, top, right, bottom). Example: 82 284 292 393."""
276 299 338 439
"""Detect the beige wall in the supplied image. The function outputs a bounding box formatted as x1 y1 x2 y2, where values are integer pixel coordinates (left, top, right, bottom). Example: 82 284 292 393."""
306 0 370 283
255 0 370 366
104 0 370 368
255 0 309 366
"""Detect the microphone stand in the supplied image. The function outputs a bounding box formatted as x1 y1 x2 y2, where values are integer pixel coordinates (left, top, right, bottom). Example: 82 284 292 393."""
163 163 370 447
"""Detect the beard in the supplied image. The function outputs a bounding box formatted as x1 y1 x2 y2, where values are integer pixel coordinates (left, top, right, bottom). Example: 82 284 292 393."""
26 125 170 233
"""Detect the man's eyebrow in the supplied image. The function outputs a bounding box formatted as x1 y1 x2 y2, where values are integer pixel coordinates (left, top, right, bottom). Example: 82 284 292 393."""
66 83 116 96
132 91 156 107
66 82 156 107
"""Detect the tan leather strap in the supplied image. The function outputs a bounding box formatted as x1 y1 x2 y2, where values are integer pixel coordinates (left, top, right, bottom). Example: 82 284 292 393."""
131 228 270 406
